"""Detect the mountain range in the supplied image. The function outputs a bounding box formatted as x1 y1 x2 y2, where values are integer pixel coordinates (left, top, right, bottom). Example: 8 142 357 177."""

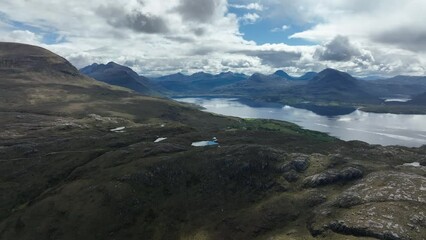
79 62 426 107
152 71 248 94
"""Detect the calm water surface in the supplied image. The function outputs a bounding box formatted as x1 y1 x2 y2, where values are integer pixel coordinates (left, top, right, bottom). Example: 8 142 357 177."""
176 97 426 147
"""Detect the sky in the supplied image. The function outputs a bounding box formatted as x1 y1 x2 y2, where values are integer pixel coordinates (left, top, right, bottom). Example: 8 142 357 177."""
0 0 426 77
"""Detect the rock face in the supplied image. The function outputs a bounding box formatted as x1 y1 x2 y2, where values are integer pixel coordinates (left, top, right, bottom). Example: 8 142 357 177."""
303 167 363 188
280 155 310 182
280 154 310 173
309 171 426 239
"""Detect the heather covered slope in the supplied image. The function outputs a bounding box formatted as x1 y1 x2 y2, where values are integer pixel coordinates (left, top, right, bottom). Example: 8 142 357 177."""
1 43 425 240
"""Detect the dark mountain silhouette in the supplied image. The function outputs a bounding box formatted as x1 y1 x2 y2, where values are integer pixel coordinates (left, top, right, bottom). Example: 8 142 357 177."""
308 68 359 89
151 71 248 94
214 72 306 96
298 72 318 81
361 75 426 98
357 75 386 81
155 72 187 82
273 70 294 79
273 70 318 81
287 68 379 103
80 62 155 95
375 75 426 86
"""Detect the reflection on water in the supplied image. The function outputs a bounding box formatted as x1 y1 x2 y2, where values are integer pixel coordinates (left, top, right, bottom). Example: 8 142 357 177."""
176 97 426 147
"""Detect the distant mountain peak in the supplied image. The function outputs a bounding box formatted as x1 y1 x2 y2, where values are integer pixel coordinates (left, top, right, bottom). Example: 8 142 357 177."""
315 68 354 82
310 69 370 92
106 61 120 67
273 70 293 79
320 68 341 74
80 62 154 95
191 71 213 77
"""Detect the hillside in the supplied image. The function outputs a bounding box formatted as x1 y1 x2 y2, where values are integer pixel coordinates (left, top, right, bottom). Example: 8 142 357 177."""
362 75 426 98
299 68 378 103
409 92 426 105
80 62 156 95
215 72 306 97
1 43 426 240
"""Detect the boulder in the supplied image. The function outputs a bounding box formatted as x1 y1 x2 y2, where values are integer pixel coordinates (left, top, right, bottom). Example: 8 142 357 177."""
303 167 363 188
280 154 310 173
283 170 299 182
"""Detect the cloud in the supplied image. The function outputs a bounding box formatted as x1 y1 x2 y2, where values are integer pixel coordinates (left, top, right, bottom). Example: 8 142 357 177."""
314 35 360 62
255 50 302 68
97 4 169 34
0 0 426 77
236 47 303 68
373 27 426 52
176 0 226 23
0 30 42 45
240 13 260 24
271 25 290 32
221 57 258 68
229 3 264 11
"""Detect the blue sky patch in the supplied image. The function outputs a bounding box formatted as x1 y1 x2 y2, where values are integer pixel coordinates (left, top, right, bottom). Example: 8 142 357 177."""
0 11 65 45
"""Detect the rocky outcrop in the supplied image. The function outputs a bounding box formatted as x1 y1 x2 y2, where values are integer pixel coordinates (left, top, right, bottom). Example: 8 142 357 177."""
280 154 311 173
303 167 363 188
335 171 426 207
279 154 310 183
309 171 426 239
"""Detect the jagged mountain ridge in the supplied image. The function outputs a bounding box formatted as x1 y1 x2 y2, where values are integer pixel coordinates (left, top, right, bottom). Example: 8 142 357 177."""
78 60 426 108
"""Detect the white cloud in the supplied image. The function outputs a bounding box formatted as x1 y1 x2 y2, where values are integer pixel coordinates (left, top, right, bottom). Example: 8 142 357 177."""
0 30 42 45
230 3 264 11
271 25 290 33
266 0 426 75
0 0 424 76
240 13 260 24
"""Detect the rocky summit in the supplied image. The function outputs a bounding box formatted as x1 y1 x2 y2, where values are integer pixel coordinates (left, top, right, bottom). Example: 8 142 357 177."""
1 43 426 240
